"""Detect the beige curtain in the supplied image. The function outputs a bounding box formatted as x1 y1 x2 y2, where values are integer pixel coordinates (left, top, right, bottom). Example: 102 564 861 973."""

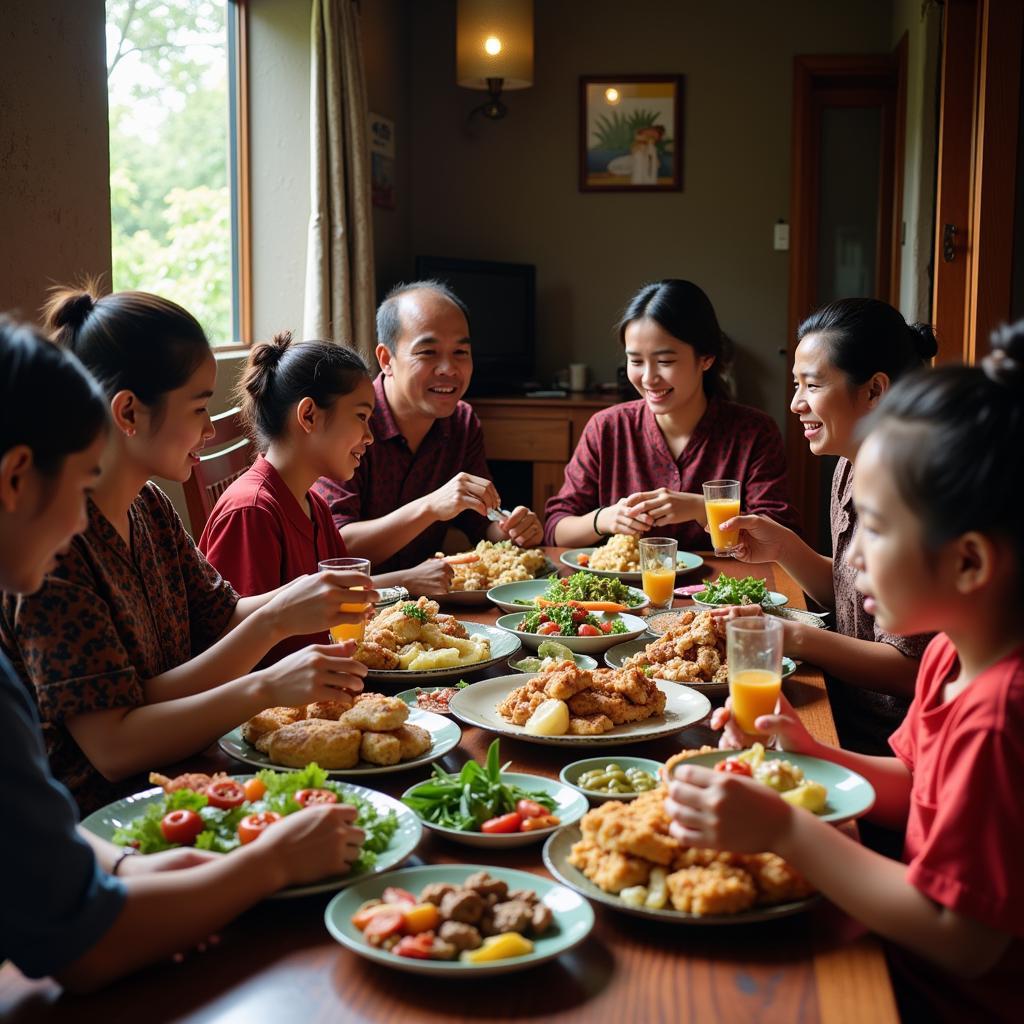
303 0 376 358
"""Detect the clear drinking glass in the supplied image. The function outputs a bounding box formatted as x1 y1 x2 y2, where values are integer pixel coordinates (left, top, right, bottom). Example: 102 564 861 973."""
726 616 784 736
318 556 372 643
703 479 742 556
639 537 678 612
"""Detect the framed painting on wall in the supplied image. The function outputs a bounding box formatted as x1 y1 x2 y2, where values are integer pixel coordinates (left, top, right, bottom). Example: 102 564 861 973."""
579 75 684 192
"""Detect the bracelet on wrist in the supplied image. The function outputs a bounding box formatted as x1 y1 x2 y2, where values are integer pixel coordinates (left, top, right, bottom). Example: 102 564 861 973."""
593 506 608 539
111 847 138 876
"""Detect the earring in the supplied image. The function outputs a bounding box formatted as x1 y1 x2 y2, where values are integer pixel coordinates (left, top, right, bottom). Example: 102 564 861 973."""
125 427 136 438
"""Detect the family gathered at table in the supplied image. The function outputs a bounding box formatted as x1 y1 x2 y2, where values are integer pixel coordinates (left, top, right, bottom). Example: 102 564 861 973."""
1 275 1021 1022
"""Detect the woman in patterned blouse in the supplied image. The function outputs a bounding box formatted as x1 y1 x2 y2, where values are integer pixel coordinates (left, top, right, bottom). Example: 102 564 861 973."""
0 287 375 811
0 318 367 991
714 298 938 754
545 280 800 549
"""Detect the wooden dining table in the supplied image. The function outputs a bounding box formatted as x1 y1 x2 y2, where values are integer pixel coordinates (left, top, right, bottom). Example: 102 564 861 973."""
0 551 899 1023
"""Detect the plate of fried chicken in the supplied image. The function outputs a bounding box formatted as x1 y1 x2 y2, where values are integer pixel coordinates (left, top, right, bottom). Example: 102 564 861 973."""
447 663 711 746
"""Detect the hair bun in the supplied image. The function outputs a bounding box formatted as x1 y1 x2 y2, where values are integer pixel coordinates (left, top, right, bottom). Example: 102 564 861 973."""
44 288 96 333
908 322 938 361
984 321 1024 391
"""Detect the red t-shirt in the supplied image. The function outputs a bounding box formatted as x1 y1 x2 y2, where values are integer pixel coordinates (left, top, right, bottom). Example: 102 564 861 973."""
888 634 1024 1021
198 456 349 666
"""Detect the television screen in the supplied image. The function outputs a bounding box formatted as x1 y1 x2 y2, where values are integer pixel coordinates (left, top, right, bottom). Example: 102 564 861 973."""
414 255 535 394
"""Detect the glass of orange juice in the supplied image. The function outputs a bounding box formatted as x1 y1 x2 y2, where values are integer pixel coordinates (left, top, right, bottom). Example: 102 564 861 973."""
703 479 741 556
639 537 678 612
318 557 372 644
726 617 783 736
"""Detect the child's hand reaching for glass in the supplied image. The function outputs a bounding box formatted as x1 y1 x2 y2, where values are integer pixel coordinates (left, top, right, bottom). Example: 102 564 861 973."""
711 693 818 755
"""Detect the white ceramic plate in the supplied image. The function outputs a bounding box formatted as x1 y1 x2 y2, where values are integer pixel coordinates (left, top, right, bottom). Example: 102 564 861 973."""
81 778 422 899
448 673 711 748
494 611 648 654
400 771 589 848
218 707 461 777
365 621 522 684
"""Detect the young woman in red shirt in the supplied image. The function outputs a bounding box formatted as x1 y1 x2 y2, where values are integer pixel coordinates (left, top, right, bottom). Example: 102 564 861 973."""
200 331 451 660
666 323 1024 1022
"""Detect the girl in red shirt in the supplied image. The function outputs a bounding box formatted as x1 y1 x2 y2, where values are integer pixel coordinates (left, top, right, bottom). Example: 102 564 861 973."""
665 324 1024 1021
200 332 451 663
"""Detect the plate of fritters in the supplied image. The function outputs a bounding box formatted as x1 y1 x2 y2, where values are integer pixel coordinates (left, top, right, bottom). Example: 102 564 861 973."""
605 610 797 696
448 665 711 747
430 541 557 605
542 792 818 924
220 694 461 776
353 597 521 683
561 535 704 583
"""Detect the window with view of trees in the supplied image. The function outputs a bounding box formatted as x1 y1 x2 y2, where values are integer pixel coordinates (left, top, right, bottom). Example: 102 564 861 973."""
106 0 244 345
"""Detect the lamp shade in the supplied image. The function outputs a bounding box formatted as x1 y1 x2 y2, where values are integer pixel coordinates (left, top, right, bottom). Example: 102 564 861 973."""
456 0 533 90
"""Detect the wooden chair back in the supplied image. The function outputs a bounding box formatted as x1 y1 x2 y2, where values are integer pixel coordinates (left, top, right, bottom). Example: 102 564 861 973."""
183 406 255 536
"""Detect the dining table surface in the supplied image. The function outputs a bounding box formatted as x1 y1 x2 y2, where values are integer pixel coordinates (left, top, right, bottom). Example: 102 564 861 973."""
0 549 900 1024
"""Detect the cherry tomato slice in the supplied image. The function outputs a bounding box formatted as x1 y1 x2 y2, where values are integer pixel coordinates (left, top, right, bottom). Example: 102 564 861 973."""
295 788 338 807
599 622 613 634
363 908 405 945
715 759 753 777
382 886 417 906
577 553 590 566
571 608 588 623
577 623 601 637
160 808 204 845
237 810 282 844
243 777 266 802
515 798 547 819
206 779 246 809
394 932 435 959
537 622 561 635
480 812 523 834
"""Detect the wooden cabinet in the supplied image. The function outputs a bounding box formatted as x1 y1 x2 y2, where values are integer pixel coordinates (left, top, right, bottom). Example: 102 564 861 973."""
470 394 622 514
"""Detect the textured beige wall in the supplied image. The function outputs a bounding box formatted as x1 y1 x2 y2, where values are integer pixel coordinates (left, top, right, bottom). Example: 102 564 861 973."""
407 0 893 426
0 0 112 320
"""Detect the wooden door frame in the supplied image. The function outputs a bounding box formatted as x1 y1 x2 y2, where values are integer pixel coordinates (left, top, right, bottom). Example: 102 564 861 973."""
786 52 906 551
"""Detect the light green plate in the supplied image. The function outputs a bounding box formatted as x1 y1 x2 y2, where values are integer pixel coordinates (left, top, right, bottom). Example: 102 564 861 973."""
603 639 797 697
429 558 560 606
324 863 594 976
81 777 422 900
449 674 711 748
494 611 648 654
400 771 589 848
218 707 461 777
544 826 819 925
365 621 522 683
560 547 704 584
559 756 664 803
509 652 598 673
691 590 789 610
677 749 875 825
487 577 650 614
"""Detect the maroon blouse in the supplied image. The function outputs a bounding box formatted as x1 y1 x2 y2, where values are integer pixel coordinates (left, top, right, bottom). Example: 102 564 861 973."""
312 374 491 573
543 397 800 548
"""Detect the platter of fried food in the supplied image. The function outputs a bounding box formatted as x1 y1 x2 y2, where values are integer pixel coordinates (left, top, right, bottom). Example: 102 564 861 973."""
543 790 818 924
604 610 797 696
219 693 461 776
447 664 711 747
430 541 557 605
353 597 520 682
561 535 704 582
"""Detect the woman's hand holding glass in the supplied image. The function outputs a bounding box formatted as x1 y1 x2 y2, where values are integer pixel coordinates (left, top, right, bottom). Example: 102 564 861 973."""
710 692 817 755
712 512 788 563
267 568 378 640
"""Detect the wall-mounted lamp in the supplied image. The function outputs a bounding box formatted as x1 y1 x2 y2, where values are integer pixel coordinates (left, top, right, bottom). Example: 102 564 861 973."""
456 0 534 120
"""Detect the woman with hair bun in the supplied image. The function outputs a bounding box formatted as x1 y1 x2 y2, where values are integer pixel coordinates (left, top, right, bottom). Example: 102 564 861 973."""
544 279 800 548
0 286 375 812
0 318 367 993
713 298 938 754
200 330 418 665
668 321 1024 1021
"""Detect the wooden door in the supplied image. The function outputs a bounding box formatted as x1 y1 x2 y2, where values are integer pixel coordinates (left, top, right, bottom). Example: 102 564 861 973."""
786 53 907 552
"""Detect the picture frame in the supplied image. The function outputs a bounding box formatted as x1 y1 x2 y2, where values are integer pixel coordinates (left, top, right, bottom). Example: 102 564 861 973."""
579 75 685 192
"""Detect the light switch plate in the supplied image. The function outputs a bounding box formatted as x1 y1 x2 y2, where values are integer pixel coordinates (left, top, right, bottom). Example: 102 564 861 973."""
774 222 790 251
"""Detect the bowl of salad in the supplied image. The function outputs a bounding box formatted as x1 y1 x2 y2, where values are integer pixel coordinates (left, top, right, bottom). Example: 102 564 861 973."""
487 572 649 615
689 574 789 610
401 741 588 848
509 639 598 674
494 608 648 654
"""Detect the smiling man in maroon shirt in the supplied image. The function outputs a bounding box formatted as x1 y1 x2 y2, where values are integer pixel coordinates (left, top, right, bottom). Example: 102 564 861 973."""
313 282 543 579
